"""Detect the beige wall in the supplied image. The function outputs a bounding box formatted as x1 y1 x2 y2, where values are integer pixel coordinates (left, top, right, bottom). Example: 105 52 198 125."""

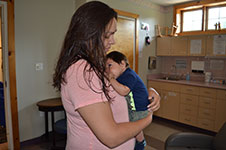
90 0 173 85
15 0 172 141
15 0 75 141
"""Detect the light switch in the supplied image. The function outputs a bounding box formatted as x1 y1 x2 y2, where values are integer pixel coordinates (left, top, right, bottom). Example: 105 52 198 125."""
35 63 43 71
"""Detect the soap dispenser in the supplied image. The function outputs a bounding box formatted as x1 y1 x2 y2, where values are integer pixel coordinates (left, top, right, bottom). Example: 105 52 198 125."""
186 72 190 81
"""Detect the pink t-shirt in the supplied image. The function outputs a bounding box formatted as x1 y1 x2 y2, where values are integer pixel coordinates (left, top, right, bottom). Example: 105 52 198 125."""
61 59 135 150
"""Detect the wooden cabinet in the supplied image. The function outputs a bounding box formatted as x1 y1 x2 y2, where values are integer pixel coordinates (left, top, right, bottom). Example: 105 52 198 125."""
215 89 226 131
171 37 188 56
163 90 180 121
156 37 188 56
147 79 226 132
156 34 226 56
148 81 180 121
156 37 171 56
179 85 199 126
197 87 216 131
206 35 226 56
187 35 206 56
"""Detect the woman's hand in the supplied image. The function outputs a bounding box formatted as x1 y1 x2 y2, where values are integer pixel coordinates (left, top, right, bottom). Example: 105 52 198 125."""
147 88 160 112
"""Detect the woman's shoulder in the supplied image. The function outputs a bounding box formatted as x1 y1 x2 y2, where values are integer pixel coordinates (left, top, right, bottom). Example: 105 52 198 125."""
67 59 88 71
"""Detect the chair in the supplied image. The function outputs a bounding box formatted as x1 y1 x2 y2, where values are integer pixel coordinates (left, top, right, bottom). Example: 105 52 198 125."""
165 122 226 150
51 118 67 150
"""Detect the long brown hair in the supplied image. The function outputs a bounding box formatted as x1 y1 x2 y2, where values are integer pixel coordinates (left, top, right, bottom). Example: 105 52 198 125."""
53 1 117 100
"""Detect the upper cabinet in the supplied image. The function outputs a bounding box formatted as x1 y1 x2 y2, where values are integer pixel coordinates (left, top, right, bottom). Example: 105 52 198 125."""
206 35 226 56
156 37 171 56
171 37 188 56
156 34 226 57
188 36 206 56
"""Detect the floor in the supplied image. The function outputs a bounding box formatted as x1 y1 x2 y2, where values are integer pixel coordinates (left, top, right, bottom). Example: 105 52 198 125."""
144 116 215 150
2 116 216 150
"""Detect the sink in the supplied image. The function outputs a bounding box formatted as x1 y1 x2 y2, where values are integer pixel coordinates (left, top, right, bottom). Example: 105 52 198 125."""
159 77 180 81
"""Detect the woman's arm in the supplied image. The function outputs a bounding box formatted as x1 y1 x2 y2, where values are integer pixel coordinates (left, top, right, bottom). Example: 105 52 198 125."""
109 77 130 96
147 88 161 112
78 101 152 148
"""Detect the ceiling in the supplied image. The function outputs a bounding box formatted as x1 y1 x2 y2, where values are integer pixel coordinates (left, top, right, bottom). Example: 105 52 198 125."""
148 0 198 6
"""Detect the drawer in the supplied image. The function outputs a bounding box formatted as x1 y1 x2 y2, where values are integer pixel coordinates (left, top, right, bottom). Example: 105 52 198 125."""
148 81 162 90
181 94 198 106
217 89 226 100
162 83 180 92
199 87 216 98
179 113 197 126
181 85 199 95
180 104 198 116
198 107 215 120
199 96 216 109
197 118 214 131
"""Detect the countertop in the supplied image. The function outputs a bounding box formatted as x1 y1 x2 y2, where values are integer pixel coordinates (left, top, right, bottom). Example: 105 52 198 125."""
147 75 226 90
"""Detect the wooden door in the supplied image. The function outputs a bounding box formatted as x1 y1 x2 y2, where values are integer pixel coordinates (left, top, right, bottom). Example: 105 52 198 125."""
109 17 135 70
110 9 139 73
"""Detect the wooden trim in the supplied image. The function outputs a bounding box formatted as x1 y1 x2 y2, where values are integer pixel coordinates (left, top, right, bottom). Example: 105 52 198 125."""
114 9 139 74
114 9 139 19
178 30 226 36
135 19 139 74
6 0 20 149
174 0 226 36
174 0 226 9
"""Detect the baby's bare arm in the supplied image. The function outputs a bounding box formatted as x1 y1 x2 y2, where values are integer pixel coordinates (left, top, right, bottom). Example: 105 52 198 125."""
109 77 130 96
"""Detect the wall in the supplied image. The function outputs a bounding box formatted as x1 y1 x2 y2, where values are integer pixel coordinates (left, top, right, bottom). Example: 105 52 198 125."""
88 0 172 85
14 0 170 142
161 56 226 82
15 0 75 141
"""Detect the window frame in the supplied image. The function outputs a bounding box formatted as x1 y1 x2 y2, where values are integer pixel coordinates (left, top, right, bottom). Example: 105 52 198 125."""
206 4 226 31
174 0 226 36
181 8 204 32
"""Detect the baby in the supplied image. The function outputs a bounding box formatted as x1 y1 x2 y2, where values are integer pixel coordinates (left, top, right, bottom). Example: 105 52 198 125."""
106 51 152 150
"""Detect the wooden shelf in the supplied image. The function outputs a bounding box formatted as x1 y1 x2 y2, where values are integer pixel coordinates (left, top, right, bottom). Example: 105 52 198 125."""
178 30 226 36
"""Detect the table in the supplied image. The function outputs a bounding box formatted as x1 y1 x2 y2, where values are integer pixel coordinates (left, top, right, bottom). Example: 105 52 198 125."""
36 97 64 143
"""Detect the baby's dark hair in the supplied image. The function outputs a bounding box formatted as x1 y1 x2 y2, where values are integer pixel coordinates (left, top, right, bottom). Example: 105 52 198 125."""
106 51 129 67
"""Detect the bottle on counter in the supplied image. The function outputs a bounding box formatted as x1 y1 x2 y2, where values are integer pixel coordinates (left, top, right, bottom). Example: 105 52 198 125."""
186 72 190 81
205 72 212 83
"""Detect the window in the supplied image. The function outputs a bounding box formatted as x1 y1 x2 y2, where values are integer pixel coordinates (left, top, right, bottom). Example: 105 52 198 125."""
207 6 226 30
174 0 226 35
182 9 203 32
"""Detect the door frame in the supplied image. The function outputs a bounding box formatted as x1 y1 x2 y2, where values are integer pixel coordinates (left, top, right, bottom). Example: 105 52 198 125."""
1 0 19 149
114 9 139 73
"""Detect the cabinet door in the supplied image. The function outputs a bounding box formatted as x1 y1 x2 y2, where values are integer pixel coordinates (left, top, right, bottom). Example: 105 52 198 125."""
162 91 180 121
156 37 171 56
215 89 226 131
206 35 226 56
153 89 164 117
171 37 188 56
188 35 206 56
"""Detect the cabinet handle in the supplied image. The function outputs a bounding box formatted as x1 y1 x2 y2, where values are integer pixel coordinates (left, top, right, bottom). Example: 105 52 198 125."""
204 102 210 104
201 123 208 126
203 112 210 116
186 89 193 92
164 96 167 100
204 91 210 94
185 118 191 121
186 98 192 101
185 109 191 112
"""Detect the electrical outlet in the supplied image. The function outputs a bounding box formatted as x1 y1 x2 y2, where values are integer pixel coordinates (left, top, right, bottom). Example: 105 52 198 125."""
35 63 43 71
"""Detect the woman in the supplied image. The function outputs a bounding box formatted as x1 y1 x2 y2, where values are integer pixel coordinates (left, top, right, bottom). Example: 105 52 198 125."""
53 1 160 150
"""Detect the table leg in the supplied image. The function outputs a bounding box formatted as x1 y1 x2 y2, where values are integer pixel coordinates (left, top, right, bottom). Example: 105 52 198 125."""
51 111 56 147
45 112 49 139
